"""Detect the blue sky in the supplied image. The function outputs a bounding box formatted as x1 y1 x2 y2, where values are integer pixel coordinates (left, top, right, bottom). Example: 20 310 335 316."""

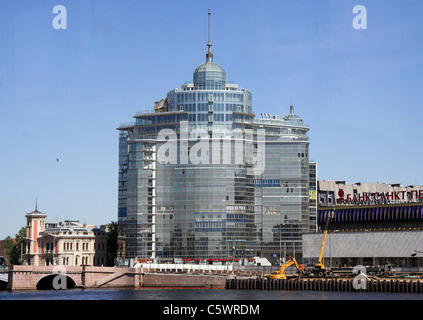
1 0 422 239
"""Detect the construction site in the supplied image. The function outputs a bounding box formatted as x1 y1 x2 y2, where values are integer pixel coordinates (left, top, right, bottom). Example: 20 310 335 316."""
227 203 423 293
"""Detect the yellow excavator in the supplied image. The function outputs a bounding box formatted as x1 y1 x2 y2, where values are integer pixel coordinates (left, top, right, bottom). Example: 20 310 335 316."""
268 258 306 280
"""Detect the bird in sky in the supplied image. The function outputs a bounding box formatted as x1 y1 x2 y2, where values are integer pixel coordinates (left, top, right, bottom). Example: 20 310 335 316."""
56 158 60 162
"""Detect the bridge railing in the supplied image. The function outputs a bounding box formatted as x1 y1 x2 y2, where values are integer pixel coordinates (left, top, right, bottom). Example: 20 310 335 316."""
136 263 299 276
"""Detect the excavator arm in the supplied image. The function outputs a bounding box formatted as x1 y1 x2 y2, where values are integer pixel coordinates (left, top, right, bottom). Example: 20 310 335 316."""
269 258 305 279
279 259 295 275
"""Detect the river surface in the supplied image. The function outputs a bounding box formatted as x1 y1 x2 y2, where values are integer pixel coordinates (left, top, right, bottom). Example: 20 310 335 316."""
1 287 423 300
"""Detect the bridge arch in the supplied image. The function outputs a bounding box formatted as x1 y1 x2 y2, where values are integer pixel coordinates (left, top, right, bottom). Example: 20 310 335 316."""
36 274 77 290
0 280 7 290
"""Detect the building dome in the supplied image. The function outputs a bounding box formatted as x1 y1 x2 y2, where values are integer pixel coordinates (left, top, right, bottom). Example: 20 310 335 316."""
193 61 226 90
283 106 304 126
194 61 226 74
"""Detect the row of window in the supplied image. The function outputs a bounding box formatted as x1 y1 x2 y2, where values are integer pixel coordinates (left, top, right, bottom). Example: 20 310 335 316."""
189 113 226 122
63 241 90 251
133 112 254 124
136 114 189 126
172 103 252 113
193 79 226 91
251 179 281 188
176 92 231 103
60 241 106 251
58 256 104 266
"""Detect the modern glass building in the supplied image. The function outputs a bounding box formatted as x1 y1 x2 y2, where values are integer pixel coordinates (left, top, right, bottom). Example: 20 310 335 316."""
117 11 313 263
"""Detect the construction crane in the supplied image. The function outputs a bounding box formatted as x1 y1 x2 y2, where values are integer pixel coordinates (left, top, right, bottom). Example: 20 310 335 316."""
268 258 305 280
267 210 334 279
306 209 334 277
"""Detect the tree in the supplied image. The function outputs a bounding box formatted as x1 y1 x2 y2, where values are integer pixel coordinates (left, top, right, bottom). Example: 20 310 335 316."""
2 236 14 265
3 227 27 265
106 221 118 266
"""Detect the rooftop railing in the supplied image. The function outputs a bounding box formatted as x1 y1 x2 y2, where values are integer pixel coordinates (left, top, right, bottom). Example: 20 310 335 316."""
118 122 135 128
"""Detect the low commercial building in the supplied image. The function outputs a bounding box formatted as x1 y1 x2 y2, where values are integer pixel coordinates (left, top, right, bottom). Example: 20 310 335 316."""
302 181 423 270
23 206 108 266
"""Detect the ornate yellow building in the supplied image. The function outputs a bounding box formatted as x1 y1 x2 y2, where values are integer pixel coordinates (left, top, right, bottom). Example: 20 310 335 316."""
24 206 108 266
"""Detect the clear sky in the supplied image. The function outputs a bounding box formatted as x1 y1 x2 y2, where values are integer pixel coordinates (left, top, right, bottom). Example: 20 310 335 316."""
1 0 422 239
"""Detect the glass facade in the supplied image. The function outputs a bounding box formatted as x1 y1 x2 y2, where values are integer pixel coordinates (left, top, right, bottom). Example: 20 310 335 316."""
193 62 226 90
117 50 313 263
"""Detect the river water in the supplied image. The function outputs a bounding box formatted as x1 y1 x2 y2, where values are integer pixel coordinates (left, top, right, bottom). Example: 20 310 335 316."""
1 288 419 319
1 287 422 300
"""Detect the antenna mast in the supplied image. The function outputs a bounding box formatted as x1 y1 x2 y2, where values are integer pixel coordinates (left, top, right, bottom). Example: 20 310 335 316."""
206 0 213 62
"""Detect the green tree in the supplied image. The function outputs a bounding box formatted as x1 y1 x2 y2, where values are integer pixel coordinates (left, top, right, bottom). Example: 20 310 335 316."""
3 227 27 265
2 236 14 265
106 221 118 266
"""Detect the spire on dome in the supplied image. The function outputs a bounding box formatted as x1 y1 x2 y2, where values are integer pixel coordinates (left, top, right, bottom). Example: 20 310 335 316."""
206 0 213 62
193 1 226 90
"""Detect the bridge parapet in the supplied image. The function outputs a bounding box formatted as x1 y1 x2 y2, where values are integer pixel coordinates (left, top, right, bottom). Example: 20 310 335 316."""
7 265 141 290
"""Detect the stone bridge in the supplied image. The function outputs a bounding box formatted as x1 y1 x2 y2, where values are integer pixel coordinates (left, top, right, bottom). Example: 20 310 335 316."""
4 265 227 291
6 265 142 290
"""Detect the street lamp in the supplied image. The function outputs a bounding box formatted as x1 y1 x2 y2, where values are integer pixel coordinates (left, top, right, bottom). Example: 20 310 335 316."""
411 250 423 271
329 230 339 268
279 222 285 266
226 239 235 274
411 250 423 257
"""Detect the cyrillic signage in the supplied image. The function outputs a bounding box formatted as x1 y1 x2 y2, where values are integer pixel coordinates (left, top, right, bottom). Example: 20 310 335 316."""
337 189 423 204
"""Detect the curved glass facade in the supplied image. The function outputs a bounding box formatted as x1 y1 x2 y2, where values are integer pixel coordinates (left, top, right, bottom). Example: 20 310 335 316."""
193 61 226 90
